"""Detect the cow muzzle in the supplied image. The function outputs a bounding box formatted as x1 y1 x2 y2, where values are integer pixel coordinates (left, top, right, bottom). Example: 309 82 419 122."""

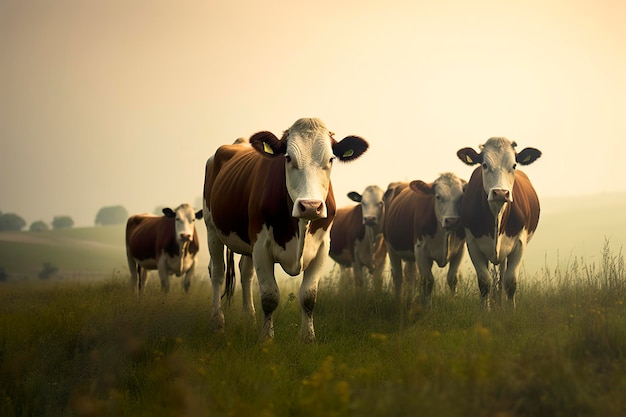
179 233 192 242
294 199 326 220
363 216 378 227
488 188 512 203
442 216 461 231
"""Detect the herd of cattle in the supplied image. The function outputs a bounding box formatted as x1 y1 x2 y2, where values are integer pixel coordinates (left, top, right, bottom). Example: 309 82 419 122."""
125 117 541 342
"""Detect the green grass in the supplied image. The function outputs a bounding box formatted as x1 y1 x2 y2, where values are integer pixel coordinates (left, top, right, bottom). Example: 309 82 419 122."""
1 245 625 417
0 225 127 277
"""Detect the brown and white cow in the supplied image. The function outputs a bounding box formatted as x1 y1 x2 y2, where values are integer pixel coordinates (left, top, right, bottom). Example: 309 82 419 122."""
126 204 203 294
383 173 467 307
329 185 387 290
203 118 368 342
457 137 541 308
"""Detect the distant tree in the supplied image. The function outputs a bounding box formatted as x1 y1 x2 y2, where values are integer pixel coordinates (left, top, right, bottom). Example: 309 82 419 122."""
38 262 58 279
95 205 128 226
30 220 50 232
52 216 74 229
0 213 26 231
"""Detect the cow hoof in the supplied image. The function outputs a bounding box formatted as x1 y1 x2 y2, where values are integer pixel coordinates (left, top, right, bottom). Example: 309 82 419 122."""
210 311 225 332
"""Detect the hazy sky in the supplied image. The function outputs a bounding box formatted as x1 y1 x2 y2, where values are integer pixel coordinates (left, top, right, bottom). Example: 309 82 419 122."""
2 0 625 227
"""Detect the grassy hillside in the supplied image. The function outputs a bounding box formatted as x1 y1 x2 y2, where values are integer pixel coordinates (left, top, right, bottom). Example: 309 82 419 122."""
0 225 128 279
0 250 625 417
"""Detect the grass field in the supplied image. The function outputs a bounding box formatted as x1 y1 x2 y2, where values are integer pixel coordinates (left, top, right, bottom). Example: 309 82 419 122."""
1 243 625 417
1 194 626 416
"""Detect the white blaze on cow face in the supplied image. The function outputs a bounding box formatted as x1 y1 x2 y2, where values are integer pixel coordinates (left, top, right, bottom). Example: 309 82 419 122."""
284 124 335 220
163 204 199 248
410 172 466 231
349 185 385 227
480 138 517 209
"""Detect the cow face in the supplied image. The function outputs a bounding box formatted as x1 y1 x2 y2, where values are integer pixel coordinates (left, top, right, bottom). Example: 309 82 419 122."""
250 118 369 220
348 185 385 227
410 173 466 231
457 138 541 211
163 204 203 243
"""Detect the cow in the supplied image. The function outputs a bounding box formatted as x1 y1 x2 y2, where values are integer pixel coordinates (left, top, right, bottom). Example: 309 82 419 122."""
329 185 387 290
203 117 368 342
456 137 541 309
383 173 467 308
125 204 203 294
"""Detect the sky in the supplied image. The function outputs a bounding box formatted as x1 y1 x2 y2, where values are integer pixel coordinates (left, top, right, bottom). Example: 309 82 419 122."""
1 0 625 227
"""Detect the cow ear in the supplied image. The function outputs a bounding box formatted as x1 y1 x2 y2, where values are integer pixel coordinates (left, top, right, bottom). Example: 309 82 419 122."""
333 136 369 161
409 180 433 195
250 131 286 158
347 192 362 202
456 147 481 165
195 210 203 220
516 147 542 165
162 208 175 218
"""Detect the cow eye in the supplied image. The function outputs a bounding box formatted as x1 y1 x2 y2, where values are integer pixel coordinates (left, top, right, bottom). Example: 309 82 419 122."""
329 156 336 165
512 163 517 170
285 154 292 163
482 163 488 170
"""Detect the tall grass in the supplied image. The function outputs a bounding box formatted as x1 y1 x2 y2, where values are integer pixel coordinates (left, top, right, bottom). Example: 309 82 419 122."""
1 243 625 417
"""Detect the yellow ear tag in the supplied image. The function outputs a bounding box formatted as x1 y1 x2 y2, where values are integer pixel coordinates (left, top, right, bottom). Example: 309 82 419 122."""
263 142 274 155
522 155 531 163
342 149 354 158
465 154 473 164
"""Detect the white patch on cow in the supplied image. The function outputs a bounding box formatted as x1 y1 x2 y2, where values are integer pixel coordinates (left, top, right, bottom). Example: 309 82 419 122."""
284 121 335 219
358 185 385 227
469 227 529 266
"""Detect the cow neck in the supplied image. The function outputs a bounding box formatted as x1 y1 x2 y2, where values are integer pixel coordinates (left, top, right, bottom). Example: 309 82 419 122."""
256 157 299 250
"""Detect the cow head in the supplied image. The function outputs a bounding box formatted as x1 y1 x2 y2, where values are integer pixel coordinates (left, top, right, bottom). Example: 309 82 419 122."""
348 185 385 228
410 173 466 231
250 118 369 220
457 137 541 213
163 204 203 244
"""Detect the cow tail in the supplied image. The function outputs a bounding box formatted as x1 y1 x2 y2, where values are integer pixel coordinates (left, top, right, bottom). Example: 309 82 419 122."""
222 248 236 303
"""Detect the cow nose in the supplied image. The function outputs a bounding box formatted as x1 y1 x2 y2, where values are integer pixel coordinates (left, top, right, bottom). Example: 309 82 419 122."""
489 189 511 203
180 233 192 242
296 199 325 219
443 216 460 230
363 216 378 226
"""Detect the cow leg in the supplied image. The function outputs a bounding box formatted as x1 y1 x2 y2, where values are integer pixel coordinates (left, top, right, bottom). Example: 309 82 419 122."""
503 243 525 308
446 248 464 296
206 219 226 331
239 255 256 323
299 241 328 343
387 250 404 301
403 261 417 307
353 251 365 289
253 247 279 341
466 240 491 310
127 252 140 294
493 261 506 306
138 268 148 294
182 262 195 293
371 255 387 294
416 249 434 309
157 258 170 293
